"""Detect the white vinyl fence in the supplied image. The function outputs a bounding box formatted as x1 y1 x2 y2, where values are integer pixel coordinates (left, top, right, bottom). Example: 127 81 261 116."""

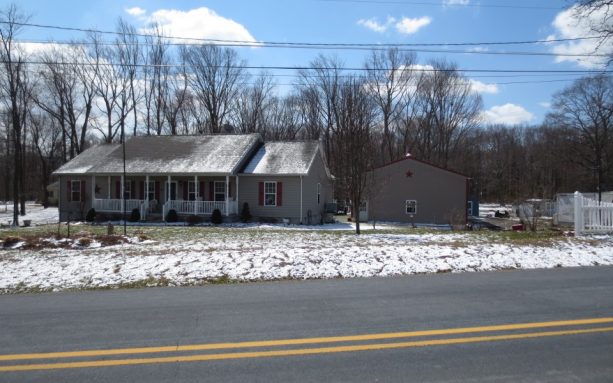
574 191 613 235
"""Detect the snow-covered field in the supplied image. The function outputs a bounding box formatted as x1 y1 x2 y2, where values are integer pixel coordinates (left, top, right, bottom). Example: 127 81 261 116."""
0 203 58 226
1 228 612 293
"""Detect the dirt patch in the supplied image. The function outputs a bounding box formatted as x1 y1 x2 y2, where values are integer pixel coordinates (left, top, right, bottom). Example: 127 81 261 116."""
1 234 132 250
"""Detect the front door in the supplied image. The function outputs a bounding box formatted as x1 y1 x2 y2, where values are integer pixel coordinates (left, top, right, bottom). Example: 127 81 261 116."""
165 181 177 201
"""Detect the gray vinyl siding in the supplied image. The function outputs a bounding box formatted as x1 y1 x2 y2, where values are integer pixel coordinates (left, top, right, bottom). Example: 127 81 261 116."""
59 175 93 222
239 176 302 223
238 152 333 224
300 152 333 224
368 159 466 225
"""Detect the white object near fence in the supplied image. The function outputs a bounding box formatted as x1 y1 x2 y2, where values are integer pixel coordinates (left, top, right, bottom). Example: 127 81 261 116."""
574 191 613 235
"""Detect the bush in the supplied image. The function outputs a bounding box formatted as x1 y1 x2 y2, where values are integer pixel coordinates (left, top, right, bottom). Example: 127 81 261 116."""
166 209 178 223
186 214 202 226
129 208 141 222
95 212 110 222
85 208 96 222
211 209 223 224
240 202 252 223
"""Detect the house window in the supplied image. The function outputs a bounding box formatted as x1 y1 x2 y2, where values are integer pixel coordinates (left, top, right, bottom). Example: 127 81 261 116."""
71 180 82 202
264 181 277 206
405 200 417 215
147 181 156 201
214 181 226 202
124 181 132 200
188 181 197 201
317 183 321 204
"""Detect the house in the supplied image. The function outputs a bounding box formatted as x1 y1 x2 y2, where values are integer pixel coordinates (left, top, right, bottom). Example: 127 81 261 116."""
364 155 468 225
52 134 334 224
46 181 60 206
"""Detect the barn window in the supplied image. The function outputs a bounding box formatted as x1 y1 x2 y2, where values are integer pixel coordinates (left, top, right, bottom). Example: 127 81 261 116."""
264 181 277 206
405 200 417 214
71 180 82 202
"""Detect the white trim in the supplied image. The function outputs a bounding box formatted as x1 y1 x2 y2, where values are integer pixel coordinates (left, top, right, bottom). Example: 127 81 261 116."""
264 181 277 207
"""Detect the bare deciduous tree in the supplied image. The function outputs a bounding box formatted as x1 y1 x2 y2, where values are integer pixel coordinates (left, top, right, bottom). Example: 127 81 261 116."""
181 44 247 133
332 76 376 234
364 48 417 163
546 75 613 201
0 3 30 224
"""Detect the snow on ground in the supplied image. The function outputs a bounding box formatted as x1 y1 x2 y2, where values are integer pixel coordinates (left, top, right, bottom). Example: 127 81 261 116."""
0 203 58 226
1 229 612 293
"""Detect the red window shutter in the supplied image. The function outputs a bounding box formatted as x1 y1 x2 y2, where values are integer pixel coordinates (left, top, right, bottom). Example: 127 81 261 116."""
116 180 121 199
155 182 160 201
277 182 283 206
80 180 86 202
258 182 264 206
199 181 204 198
209 181 214 201
67 179 71 202
182 181 188 200
140 181 144 199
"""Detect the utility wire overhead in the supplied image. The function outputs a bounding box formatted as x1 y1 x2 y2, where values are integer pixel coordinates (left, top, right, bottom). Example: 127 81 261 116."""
0 20 601 47
317 0 564 10
15 38 608 58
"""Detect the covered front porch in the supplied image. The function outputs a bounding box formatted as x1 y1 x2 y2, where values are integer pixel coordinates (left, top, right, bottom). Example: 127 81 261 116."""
90 174 239 220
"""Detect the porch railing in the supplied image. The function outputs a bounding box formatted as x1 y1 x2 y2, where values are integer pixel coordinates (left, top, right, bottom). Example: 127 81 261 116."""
93 198 143 213
162 200 237 217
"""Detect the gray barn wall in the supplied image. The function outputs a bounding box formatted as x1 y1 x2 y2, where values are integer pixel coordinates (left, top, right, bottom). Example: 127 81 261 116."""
368 158 466 225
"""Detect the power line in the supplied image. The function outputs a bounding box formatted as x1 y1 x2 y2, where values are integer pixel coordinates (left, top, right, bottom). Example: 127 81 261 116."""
1 20 602 48
317 0 564 10
10 59 612 75
16 38 608 58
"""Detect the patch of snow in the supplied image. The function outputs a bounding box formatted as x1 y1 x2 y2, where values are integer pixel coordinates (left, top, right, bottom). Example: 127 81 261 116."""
1 230 611 292
0 203 58 226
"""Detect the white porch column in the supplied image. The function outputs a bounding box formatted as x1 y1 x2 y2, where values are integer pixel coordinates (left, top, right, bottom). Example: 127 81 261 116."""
107 176 111 199
145 175 150 206
167 175 171 202
194 175 198 215
225 175 229 216
236 175 239 213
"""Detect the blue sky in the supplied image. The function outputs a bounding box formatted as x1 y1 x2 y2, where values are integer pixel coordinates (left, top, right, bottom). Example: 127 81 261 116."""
9 0 611 125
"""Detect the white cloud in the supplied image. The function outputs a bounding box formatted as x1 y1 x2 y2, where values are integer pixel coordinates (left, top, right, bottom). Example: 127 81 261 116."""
142 7 257 44
443 0 470 6
549 5 612 68
482 103 534 125
357 18 388 33
395 16 432 35
469 79 498 94
539 102 551 109
125 7 146 17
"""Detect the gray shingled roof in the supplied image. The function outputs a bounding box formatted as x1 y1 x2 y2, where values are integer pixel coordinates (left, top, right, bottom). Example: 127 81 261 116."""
241 141 320 175
54 134 261 175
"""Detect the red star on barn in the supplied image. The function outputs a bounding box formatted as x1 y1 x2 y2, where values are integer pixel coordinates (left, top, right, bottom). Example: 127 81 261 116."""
405 170 413 177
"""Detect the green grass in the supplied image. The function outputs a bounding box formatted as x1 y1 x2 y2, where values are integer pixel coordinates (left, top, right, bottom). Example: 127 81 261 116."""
0 222 581 247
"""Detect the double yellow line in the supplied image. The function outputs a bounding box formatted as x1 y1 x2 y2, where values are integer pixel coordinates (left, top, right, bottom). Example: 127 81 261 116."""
1 317 612 372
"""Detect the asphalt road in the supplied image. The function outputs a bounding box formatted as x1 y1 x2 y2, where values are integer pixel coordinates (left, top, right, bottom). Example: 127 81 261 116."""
1 266 612 382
